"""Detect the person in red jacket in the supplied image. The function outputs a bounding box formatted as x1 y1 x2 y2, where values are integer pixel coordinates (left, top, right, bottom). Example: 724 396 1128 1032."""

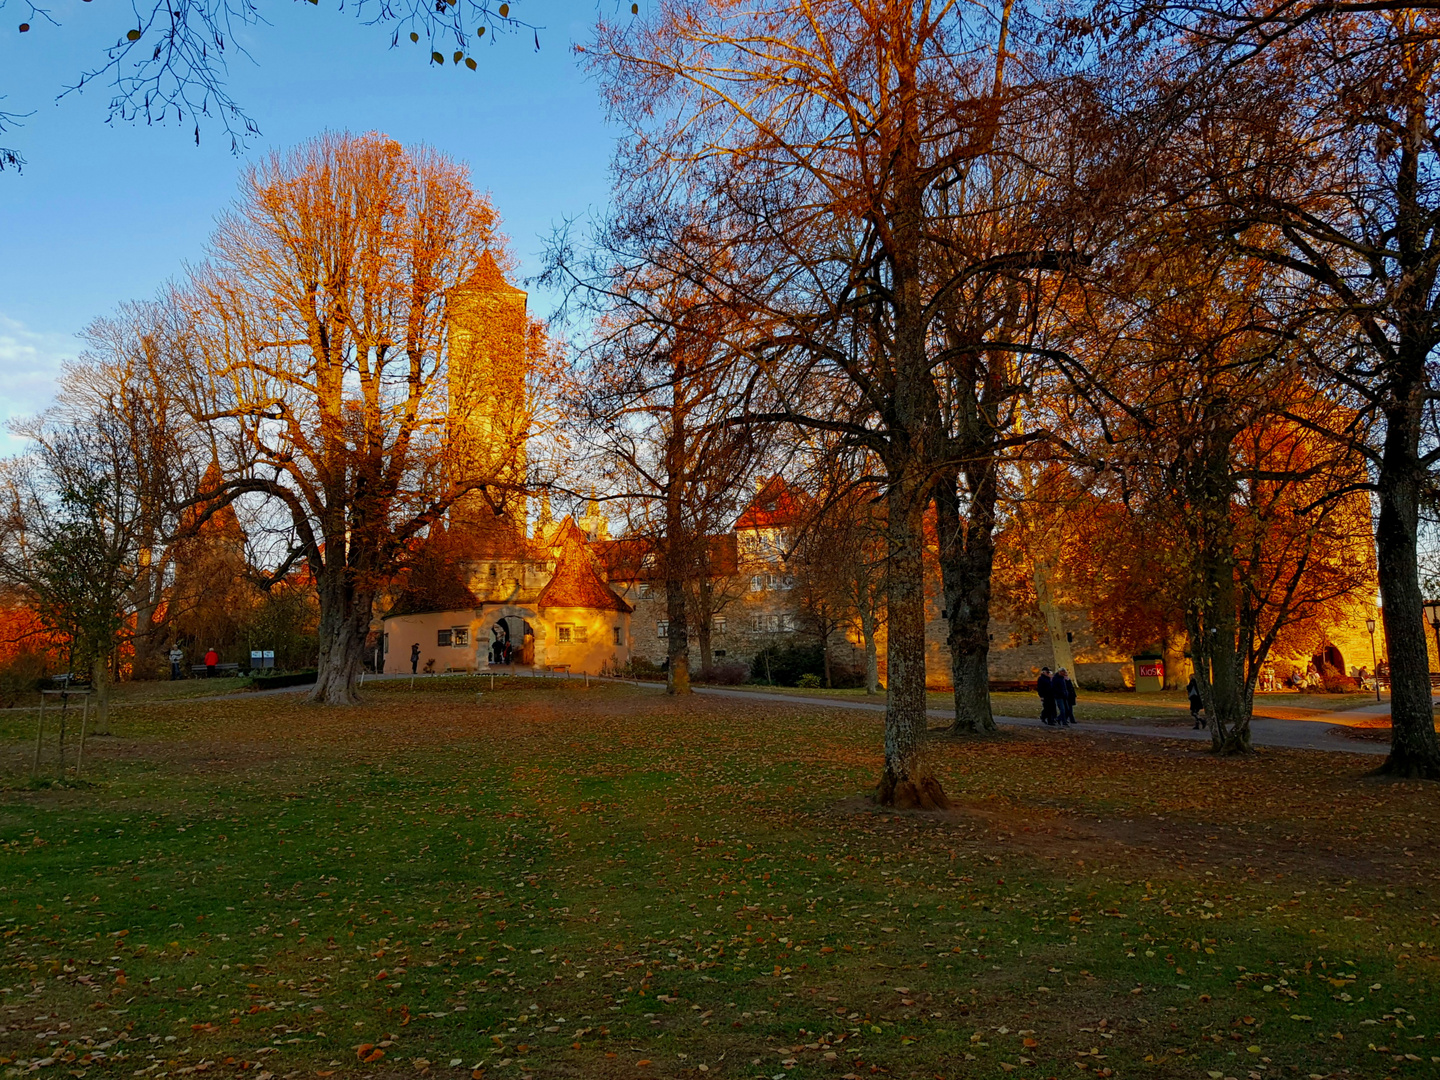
204 648 219 678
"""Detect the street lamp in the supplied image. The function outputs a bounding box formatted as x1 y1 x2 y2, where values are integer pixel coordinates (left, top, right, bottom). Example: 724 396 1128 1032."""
1366 616 1381 702
1423 600 1440 689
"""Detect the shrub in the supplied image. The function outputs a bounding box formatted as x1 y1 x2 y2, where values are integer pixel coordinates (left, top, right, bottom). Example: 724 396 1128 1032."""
699 661 749 685
797 673 823 688
616 656 666 681
750 643 864 688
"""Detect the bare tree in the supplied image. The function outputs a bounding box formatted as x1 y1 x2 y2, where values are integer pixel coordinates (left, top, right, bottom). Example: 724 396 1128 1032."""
559 267 763 695
1 0 535 158
185 132 523 704
587 0 1076 807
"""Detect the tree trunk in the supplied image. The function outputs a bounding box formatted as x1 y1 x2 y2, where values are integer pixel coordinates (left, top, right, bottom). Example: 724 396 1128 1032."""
821 624 833 688
1376 394 1440 777
665 574 690 695
935 469 997 734
1162 626 1187 691
874 482 948 808
90 654 111 736
860 607 880 695
309 567 370 705
1032 558 1075 675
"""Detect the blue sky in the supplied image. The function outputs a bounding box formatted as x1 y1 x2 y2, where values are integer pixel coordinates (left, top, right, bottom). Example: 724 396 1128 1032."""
0 0 619 453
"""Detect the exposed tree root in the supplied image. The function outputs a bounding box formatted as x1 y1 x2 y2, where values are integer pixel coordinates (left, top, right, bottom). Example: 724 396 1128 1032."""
873 772 951 810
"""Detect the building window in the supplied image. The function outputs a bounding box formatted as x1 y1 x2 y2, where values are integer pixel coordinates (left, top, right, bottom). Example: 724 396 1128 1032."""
573 625 588 643
452 627 469 647
750 574 764 592
437 629 452 647
614 626 624 646
780 574 795 590
714 649 726 658
713 616 727 635
638 582 653 599
657 620 668 638
489 564 497 579
780 614 795 633
756 614 779 633
382 633 388 654
557 624 573 644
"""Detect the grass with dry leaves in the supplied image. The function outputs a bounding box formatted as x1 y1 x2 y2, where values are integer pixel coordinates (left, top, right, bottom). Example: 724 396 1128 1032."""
1 676 1437 1080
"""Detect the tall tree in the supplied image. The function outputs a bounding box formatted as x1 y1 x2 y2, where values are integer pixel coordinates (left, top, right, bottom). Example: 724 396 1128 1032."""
1094 3 1440 773
586 0 1072 807
561 271 762 696
0 423 150 733
185 132 519 704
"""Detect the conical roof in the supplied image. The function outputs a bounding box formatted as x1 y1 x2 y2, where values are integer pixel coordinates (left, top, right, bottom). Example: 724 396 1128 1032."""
458 251 526 295
536 520 632 613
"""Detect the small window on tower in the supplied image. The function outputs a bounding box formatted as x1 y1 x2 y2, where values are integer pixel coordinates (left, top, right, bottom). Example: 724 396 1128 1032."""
614 626 624 646
573 625 588 643
557 624 573 644
489 564 498 579
657 620 669 638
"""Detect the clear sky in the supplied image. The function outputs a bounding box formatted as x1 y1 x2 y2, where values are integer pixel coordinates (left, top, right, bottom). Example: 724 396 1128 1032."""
0 0 618 453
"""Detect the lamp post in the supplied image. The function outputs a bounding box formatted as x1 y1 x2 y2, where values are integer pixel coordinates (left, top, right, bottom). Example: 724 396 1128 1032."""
1366 617 1381 702
1423 600 1440 692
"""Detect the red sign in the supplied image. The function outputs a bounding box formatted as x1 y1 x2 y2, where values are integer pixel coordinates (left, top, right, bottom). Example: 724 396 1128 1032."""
1137 662 1164 678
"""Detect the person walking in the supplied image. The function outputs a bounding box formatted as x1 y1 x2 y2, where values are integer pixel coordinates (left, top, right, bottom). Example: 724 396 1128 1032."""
410 642 421 675
1036 666 1057 725
1187 674 1205 730
168 646 183 681
203 647 219 679
1054 667 1077 726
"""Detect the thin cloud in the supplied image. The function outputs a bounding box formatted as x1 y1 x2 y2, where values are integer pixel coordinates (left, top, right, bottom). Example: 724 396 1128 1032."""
0 313 74 456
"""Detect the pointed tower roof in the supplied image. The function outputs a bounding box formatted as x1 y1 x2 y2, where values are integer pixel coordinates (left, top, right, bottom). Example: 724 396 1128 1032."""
458 250 526 295
536 523 633 613
182 461 244 540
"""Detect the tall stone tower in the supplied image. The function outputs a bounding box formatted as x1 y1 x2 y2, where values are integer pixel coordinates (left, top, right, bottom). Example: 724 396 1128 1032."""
446 252 529 538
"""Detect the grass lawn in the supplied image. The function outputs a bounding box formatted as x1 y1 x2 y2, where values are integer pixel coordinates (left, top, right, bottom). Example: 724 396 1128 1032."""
713 683 1382 724
2 677 1437 1080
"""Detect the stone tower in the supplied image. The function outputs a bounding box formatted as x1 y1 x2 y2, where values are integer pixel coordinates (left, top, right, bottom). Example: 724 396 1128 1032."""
446 252 529 534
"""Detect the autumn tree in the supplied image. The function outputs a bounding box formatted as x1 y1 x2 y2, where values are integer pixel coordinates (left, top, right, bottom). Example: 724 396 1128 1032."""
586 0 1092 807
556 264 764 696
54 302 204 678
1087 2 1440 773
1053 239 1371 752
184 132 517 704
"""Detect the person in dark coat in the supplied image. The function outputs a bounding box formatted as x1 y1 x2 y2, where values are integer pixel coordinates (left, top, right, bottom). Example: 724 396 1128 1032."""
1036 667 1057 725
1187 675 1205 729
1053 668 1077 726
410 642 421 674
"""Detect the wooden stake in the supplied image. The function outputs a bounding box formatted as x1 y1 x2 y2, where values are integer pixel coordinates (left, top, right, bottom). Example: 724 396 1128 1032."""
33 693 45 774
77 694 90 778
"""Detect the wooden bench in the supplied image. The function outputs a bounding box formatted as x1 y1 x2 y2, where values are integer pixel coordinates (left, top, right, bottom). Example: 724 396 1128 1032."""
191 663 241 676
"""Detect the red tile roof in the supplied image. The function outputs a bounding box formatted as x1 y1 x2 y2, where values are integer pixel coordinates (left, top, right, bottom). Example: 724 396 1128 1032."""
536 528 633 613
734 476 800 530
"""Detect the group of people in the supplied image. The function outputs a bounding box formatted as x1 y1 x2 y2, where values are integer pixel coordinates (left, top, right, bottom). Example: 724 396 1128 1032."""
1036 666 1078 726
